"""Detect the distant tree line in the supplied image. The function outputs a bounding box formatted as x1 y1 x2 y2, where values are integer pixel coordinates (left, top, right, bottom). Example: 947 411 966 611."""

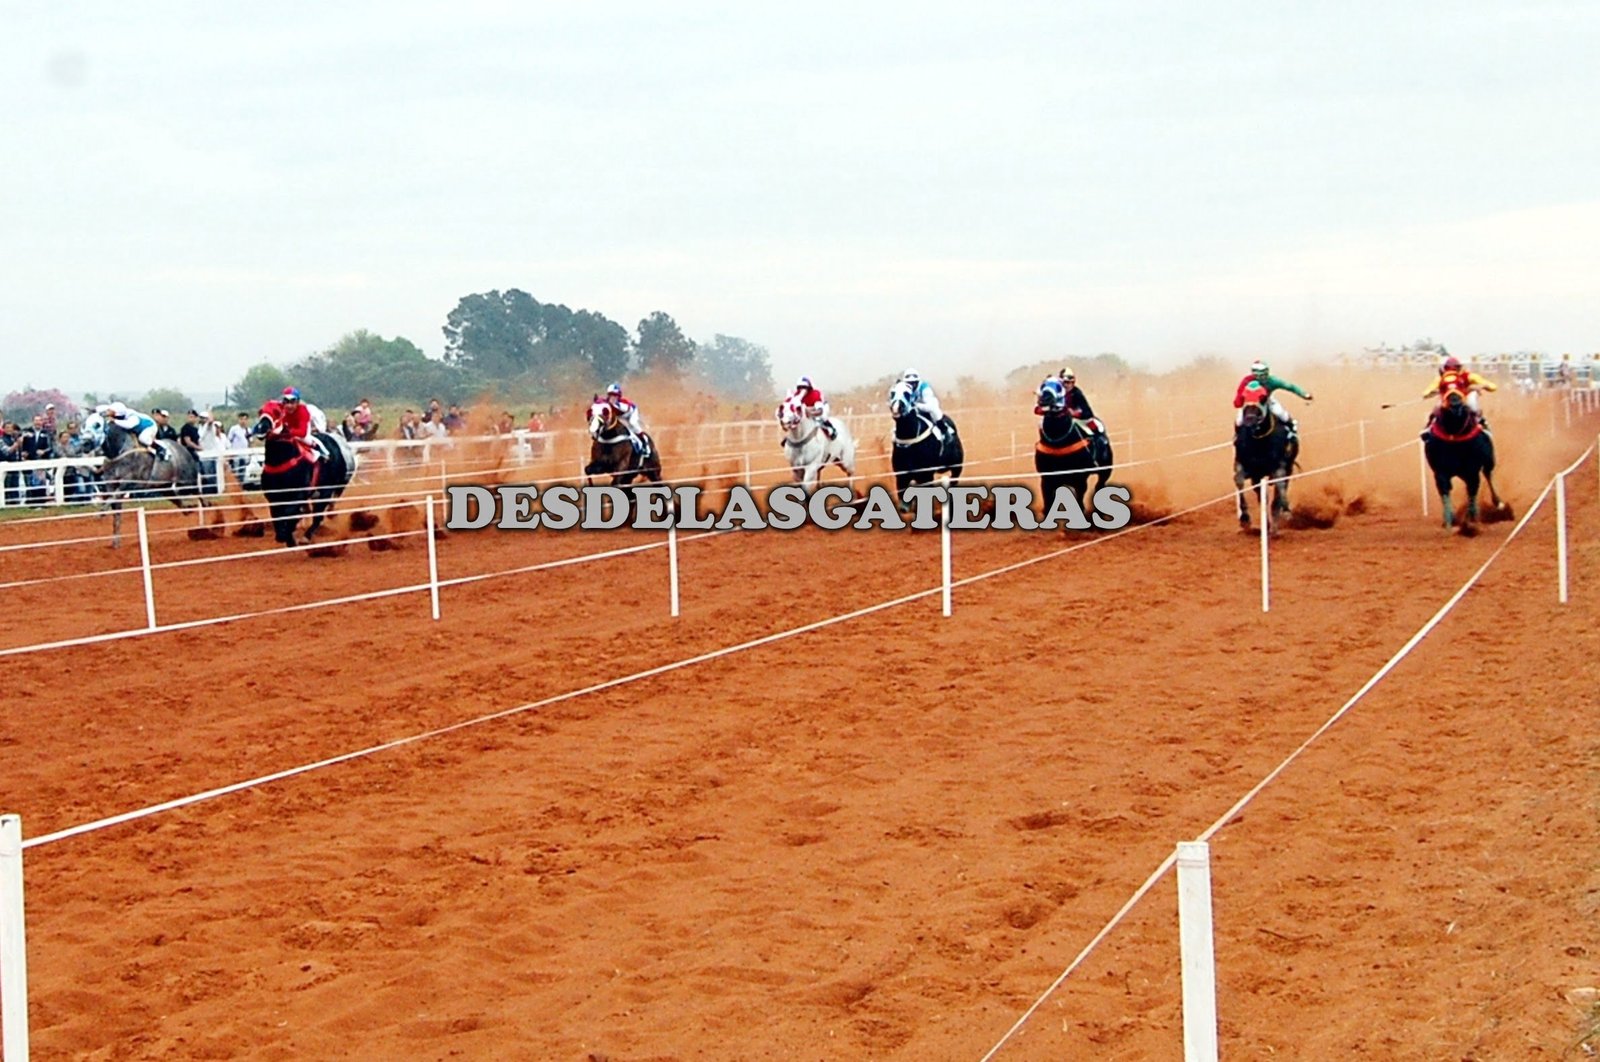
219 290 778 412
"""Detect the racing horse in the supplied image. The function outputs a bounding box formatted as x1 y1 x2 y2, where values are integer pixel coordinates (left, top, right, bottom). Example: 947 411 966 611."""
887 379 963 508
78 413 209 548
777 395 858 493
1423 391 1503 529
250 401 356 547
1034 383 1113 514
1233 396 1299 532
583 397 663 486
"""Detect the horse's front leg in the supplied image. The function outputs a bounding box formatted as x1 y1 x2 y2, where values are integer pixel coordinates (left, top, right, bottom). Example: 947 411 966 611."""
1463 470 1482 523
1233 464 1250 528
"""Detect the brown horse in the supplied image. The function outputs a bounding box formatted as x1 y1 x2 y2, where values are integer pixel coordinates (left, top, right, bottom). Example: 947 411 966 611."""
583 398 663 486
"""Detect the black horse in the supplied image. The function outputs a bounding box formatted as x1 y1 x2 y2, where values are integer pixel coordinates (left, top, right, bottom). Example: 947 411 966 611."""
250 408 355 547
887 381 963 508
79 413 208 548
1034 401 1113 515
583 398 664 486
1423 392 1502 529
1233 400 1299 531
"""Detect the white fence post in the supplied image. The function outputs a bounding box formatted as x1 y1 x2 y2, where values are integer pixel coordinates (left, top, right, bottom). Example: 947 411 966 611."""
1358 419 1367 461
1 815 29 1062
1176 840 1219 1062
1419 440 1430 517
941 502 952 617
668 519 680 618
425 496 440 621
1557 473 1568 605
137 507 157 630
1259 480 1270 613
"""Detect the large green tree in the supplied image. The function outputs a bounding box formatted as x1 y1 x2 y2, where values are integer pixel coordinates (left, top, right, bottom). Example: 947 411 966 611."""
228 364 290 409
441 289 543 379
290 330 468 409
442 289 630 389
633 311 697 377
696 335 775 401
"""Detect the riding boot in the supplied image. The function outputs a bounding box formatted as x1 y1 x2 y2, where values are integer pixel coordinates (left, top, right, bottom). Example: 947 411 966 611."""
821 419 837 440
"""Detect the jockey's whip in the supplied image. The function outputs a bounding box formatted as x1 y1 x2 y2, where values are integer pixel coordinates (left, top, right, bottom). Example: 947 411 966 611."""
1380 397 1430 410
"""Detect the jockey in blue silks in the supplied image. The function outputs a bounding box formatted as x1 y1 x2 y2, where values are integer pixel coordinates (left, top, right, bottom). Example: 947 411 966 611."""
898 368 955 443
101 401 159 447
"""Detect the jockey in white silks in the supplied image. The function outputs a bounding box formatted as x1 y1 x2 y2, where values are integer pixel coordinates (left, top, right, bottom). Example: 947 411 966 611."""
100 402 159 447
603 382 650 456
898 369 953 442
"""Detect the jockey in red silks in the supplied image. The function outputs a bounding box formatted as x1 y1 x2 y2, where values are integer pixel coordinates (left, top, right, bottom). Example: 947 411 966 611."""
263 387 325 467
784 375 837 439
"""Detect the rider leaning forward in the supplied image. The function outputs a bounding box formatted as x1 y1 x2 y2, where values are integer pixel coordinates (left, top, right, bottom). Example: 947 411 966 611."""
1233 360 1313 439
1421 355 1496 438
781 376 838 440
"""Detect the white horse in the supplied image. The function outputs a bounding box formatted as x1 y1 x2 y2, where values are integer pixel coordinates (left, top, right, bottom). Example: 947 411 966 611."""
776 396 857 491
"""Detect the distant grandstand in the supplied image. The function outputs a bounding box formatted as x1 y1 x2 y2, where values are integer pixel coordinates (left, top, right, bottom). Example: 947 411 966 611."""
1339 338 1598 388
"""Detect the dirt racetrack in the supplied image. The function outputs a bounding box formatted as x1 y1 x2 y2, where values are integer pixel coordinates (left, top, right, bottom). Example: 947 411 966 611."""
2 371 1599 1059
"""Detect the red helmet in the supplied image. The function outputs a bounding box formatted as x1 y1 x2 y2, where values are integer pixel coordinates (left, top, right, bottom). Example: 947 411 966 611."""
1442 356 1462 371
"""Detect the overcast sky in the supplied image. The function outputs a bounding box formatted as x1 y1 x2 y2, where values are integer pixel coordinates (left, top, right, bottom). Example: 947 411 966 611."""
4 0 1596 398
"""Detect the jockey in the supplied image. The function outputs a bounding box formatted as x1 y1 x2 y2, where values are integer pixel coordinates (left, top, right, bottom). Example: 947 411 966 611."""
102 401 159 447
1422 356 1497 438
899 369 956 443
270 387 327 462
1233 360 1312 438
1056 367 1109 440
787 376 837 439
604 382 650 457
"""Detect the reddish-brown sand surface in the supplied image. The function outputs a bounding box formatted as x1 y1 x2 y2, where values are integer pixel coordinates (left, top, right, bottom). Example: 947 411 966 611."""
2 372 1598 1060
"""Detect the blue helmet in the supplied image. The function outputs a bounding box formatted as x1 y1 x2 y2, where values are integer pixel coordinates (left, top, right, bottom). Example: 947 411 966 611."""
1038 377 1066 407
282 386 301 401
606 382 622 396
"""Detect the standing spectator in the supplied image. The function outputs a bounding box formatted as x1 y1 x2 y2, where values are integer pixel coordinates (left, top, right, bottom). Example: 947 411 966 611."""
227 411 252 478
19 414 55 506
152 409 178 441
444 404 465 433
355 398 379 440
399 409 420 440
496 410 513 435
42 403 58 434
198 413 227 493
1 422 21 505
179 410 203 459
525 411 546 457
56 429 91 501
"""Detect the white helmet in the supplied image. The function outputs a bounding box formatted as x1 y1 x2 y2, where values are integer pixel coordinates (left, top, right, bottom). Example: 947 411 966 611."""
1059 367 1075 383
109 401 129 417
902 368 920 384
796 375 813 390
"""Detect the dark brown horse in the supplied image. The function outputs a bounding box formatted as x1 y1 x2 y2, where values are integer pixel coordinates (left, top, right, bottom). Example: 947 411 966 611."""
583 398 663 486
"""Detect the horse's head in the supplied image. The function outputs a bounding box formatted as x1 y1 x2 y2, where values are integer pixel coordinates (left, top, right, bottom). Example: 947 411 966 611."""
587 397 616 439
776 397 804 432
79 412 106 453
1239 400 1267 429
886 381 915 419
251 400 287 440
1037 378 1066 413
1442 390 1467 412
